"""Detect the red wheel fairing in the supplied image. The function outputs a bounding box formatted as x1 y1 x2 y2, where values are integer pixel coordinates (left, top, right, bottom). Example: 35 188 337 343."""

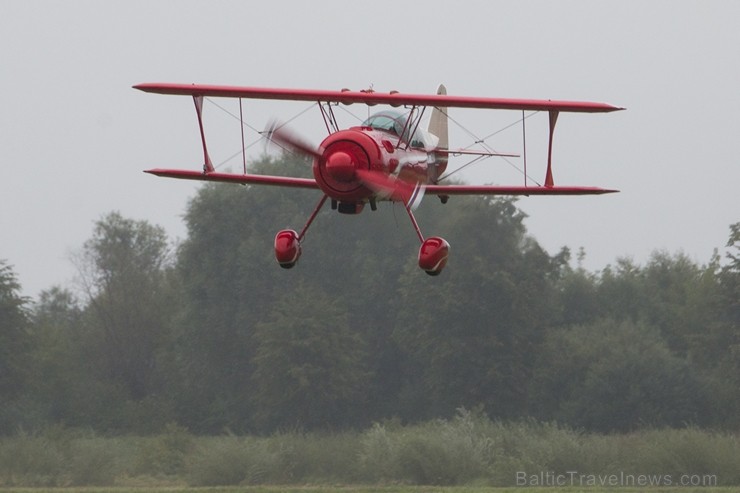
275 229 301 268
418 237 450 275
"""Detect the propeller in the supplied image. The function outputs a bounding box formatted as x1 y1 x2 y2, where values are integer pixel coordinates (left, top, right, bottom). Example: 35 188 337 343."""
264 120 323 159
356 169 425 210
265 121 425 210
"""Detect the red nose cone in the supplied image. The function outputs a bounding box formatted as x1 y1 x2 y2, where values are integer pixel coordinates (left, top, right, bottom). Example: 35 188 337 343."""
325 151 355 182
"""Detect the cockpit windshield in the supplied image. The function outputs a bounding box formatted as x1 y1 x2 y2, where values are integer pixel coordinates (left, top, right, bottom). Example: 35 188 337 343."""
362 110 406 136
361 110 439 150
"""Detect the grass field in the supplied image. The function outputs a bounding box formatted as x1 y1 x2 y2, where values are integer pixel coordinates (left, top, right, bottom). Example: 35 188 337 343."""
1 414 738 488
0 488 739 493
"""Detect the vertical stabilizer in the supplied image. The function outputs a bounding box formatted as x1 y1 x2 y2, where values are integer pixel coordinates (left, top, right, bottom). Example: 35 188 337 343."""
428 84 449 150
428 84 449 183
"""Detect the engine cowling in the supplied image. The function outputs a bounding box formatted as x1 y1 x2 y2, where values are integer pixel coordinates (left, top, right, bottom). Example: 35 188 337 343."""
418 236 450 275
313 129 381 203
275 229 301 268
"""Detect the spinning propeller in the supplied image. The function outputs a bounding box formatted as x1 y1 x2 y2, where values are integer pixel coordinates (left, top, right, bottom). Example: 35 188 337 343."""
266 121 426 210
265 120 323 159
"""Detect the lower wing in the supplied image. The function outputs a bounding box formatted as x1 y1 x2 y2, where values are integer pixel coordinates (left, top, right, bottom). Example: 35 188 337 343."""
425 184 618 196
144 169 319 189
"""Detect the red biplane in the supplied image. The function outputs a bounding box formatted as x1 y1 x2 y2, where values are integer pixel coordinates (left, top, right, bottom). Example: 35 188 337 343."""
134 82 622 275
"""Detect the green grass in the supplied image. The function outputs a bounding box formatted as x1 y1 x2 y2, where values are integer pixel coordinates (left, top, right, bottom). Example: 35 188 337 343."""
0 488 739 493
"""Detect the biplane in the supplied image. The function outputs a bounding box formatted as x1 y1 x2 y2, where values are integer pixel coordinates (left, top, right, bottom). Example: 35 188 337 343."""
134 82 623 275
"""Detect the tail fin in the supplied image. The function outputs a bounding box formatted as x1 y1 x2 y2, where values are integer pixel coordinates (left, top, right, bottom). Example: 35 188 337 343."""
428 84 449 181
428 84 448 150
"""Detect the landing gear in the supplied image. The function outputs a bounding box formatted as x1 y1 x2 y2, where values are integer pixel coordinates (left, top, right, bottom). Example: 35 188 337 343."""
274 229 300 268
274 194 449 275
418 237 450 275
273 195 328 269
403 203 450 275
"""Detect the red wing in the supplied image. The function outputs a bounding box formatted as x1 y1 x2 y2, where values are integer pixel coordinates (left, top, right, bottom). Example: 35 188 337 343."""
425 184 618 196
145 168 319 189
134 83 623 113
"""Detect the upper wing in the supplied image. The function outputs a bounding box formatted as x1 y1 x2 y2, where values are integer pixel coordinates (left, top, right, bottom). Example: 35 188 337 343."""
134 83 623 113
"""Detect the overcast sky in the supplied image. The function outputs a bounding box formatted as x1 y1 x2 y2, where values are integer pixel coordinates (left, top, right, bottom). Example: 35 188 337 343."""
2 1 739 298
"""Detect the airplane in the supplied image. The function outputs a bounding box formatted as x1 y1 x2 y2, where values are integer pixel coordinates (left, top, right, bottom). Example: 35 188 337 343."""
134 82 623 275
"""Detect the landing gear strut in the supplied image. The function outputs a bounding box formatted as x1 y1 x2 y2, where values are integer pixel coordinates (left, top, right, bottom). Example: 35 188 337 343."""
275 194 449 275
274 194 328 268
404 203 450 275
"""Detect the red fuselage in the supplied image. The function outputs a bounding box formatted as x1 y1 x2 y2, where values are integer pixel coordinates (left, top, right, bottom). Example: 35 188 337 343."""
313 126 444 210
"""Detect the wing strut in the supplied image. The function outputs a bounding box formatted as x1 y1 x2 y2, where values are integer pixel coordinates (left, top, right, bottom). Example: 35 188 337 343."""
545 110 559 187
193 95 214 173
522 111 528 187
239 98 247 174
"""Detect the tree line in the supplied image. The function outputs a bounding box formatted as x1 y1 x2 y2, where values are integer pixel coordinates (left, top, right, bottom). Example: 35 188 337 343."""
1 154 738 435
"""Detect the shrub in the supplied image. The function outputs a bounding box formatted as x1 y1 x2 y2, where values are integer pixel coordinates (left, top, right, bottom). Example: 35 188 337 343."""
0 432 64 486
186 435 256 486
358 423 399 481
66 436 118 486
394 409 495 485
135 422 194 476
624 427 740 485
0 419 738 486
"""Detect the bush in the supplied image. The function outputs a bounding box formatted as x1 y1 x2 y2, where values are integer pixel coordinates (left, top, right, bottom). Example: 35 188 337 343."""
358 423 400 481
66 436 118 486
135 422 194 476
0 418 738 486
623 427 740 485
0 432 64 486
362 409 495 485
0 429 124 487
186 435 256 486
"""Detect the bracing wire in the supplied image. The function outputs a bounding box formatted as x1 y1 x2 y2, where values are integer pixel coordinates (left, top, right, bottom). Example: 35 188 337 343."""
205 96 545 186
440 109 542 186
204 98 317 169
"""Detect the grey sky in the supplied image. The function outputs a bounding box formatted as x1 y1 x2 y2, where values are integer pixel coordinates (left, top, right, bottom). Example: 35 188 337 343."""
2 1 738 298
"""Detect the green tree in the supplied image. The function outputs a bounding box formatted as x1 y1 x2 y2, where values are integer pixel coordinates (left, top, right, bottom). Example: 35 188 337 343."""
175 153 450 430
530 319 708 431
594 252 726 361
75 212 175 430
596 257 647 324
26 287 86 426
393 196 559 421
251 282 369 431
640 251 723 358
720 222 740 331
555 248 601 326
172 154 318 431
0 260 31 433
707 223 740 427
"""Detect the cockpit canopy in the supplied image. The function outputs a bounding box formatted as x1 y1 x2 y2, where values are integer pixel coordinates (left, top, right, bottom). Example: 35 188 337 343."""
361 110 439 150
